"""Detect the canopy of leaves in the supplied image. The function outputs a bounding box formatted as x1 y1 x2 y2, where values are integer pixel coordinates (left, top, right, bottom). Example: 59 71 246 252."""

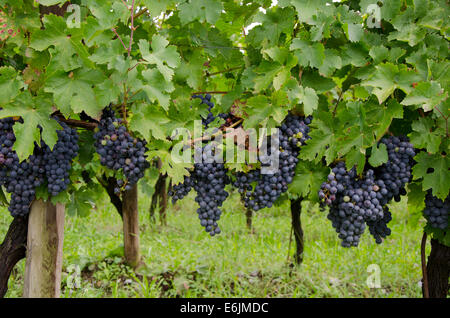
0 0 448 242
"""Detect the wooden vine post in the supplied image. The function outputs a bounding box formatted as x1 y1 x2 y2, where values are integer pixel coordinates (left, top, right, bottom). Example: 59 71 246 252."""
23 200 65 298
122 184 140 268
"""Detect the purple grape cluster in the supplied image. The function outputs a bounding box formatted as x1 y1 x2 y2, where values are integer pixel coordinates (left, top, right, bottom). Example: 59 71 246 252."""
375 136 415 204
169 96 233 236
423 191 449 230
319 163 382 247
233 114 311 211
42 120 79 197
169 143 230 236
94 107 150 194
319 136 416 247
0 116 79 217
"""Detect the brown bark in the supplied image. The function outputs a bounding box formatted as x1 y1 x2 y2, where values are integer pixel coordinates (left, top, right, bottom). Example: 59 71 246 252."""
122 185 140 268
102 176 123 219
246 208 253 231
86 173 123 219
0 216 28 298
23 200 65 298
290 199 304 265
425 238 450 298
150 173 168 225
39 2 70 17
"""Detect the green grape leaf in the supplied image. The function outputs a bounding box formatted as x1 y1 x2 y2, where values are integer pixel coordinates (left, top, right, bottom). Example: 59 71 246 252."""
343 23 363 42
368 142 388 167
148 148 192 185
290 39 325 69
0 93 60 161
401 82 447 112
141 68 175 110
407 182 426 220
138 35 181 82
45 69 106 118
178 0 223 25
412 152 450 200
129 103 170 140
408 117 442 154
142 0 176 18
289 161 329 201
362 63 420 104
30 14 94 69
0 66 24 104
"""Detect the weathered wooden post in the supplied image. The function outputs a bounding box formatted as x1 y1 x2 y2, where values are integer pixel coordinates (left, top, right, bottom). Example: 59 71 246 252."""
23 200 65 298
122 184 140 268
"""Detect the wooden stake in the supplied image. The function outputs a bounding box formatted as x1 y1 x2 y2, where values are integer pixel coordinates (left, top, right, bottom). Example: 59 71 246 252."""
23 200 65 298
122 185 140 268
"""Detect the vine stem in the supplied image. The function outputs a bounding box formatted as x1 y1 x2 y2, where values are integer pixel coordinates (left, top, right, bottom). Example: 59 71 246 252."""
421 232 429 298
432 104 449 138
120 0 130 9
205 66 243 77
128 0 136 57
187 119 244 145
332 89 343 116
54 117 98 130
134 8 148 20
192 91 229 95
111 28 128 51
122 83 129 127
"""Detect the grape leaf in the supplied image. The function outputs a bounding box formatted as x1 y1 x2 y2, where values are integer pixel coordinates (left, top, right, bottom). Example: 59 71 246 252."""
0 66 24 104
368 142 388 167
129 103 170 140
141 68 175 110
138 35 181 82
0 93 60 161
289 161 329 201
44 69 106 118
343 23 363 42
30 15 94 69
408 117 442 154
178 0 224 25
412 152 450 200
362 63 420 104
401 82 447 112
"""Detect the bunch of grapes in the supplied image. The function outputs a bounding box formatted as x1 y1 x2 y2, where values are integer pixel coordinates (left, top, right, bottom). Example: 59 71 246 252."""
169 175 194 203
169 95 236 236
94 107 150 194
423 191 449 230
374 136 415 204
233 114 311 211
169 143 230 236
320 163 384 247
367 206 392 244
42 119 79 197
0 117 44 216
319 136 416 247
0 116 79 217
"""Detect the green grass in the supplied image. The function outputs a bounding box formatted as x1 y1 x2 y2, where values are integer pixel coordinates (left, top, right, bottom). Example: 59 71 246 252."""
0 189 427 298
